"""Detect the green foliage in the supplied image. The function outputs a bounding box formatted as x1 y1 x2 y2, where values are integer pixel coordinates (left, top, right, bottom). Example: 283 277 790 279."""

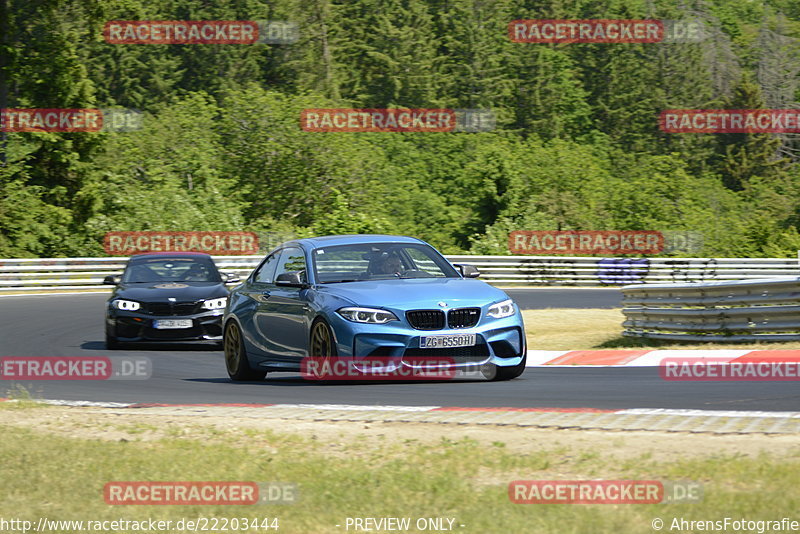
0 167 76 257
310 188 391 236
713 78 791 191
0 0 799 258
82 92 246 241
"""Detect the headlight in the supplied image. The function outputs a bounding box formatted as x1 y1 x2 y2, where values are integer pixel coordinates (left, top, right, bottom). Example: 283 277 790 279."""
487 299 515 318
337 307 398 324
202 297 228 310
112 299 140 311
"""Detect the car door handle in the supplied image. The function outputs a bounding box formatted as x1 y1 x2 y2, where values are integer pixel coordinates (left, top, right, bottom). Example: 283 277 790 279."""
255 292 271 302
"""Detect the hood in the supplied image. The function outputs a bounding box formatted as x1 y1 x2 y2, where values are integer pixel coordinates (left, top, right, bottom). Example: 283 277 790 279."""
113 281 228 302
314 277 509 310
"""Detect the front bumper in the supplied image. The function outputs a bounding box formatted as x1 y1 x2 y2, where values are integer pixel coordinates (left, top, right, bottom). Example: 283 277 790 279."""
106 309 223 342
328 313 526 368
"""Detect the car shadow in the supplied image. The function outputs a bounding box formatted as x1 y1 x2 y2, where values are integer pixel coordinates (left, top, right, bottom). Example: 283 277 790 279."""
185 376 492 386
81 341 222 352
185 376 308 386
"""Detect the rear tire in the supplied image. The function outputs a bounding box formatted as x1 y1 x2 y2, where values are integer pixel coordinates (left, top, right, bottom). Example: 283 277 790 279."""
492 353 527 381
224 321 267 381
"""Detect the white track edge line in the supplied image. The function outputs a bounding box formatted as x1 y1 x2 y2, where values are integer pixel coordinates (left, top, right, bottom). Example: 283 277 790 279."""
9 399 798 419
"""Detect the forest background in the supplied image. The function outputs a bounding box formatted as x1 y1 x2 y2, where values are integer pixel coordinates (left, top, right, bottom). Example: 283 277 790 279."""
1 0 800 258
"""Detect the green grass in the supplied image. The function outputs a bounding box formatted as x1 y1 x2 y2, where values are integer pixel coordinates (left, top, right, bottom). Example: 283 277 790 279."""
0 385 48 410
523 308 800 350
0 421 798 533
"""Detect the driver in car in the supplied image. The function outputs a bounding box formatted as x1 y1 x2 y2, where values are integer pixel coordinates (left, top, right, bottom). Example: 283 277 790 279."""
377 254 404 276
183 264 208 281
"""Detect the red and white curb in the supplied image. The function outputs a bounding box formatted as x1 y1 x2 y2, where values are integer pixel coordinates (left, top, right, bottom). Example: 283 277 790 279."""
525 349 800 367
6 400 799 434
11 400 800 418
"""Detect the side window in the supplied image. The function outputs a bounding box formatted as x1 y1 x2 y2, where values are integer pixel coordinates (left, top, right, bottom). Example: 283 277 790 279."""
275 247 307 282
253 252 281 284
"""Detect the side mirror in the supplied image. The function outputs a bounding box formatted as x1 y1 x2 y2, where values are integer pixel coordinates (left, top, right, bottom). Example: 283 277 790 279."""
275 271 307 288
454 264 480 278
222 272 241 284
103 274 121 285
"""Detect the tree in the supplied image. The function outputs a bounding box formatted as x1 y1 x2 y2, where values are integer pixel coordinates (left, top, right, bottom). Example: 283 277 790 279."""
714 78 789 191
756 17 800 162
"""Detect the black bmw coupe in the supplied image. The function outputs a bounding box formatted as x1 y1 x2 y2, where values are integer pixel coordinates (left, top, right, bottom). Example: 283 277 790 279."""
104 252 239 348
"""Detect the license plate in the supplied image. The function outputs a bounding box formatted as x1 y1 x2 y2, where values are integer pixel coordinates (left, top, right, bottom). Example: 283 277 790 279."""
154 319 193 329
420 334 476 349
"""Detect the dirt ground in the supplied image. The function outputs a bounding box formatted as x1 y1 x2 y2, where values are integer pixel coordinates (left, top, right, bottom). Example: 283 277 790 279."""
2 406 798 467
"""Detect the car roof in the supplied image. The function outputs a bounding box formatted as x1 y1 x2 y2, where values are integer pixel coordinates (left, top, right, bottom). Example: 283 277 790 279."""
129 252 212 260
283 234 426 249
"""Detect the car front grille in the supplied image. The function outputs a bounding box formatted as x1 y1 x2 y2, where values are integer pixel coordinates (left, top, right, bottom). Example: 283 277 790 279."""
447 307 480 328
406 310 445 330
406 308 481 330
144 325 203 339
403 344 490 364
144 302 200 316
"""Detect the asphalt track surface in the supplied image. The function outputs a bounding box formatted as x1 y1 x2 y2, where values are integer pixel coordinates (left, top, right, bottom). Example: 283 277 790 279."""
1 290 797 411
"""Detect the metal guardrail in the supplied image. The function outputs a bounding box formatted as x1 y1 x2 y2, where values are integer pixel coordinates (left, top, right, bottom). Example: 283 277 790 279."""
621 277 800 342
0 256 260 292
0 255 799 292
451 256 800 285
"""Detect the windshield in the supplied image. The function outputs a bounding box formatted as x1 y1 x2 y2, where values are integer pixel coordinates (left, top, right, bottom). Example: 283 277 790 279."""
312 243 459 284
122 257 221 283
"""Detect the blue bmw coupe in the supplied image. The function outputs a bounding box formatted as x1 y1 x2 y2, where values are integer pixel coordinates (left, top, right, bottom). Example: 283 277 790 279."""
223 235 526 381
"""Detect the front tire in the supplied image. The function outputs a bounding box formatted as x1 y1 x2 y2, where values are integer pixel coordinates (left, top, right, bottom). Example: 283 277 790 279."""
492 353 527 381
307 319 337 382
224 321 266 381
105 333 120 350
309 319 337 357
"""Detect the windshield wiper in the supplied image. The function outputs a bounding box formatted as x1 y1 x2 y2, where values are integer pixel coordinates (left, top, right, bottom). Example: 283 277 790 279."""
321 279 362 284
